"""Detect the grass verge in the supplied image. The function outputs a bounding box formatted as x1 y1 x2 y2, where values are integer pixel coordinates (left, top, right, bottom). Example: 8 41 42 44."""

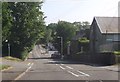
0 64 11 71
3 56 22 62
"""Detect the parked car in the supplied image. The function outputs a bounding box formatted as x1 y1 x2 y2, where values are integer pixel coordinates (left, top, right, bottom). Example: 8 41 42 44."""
51 52 61 59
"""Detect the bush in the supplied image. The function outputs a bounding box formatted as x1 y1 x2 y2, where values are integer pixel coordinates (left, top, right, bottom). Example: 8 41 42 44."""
78 37 89 43
113 51 120 55
0 64 10 70
100 51 113 55
76 52 88 55
4 56 22 61
20 50 29 60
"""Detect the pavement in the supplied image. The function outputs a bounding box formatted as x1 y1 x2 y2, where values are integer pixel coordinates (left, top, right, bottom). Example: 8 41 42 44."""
1 57 33 81
1 44 120 81
101 65 119 72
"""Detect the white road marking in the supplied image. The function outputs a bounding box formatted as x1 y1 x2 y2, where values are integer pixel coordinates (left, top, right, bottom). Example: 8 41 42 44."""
25 63 33 71
61 64 64 66
66 66 73 69
14 63 34 80
48 61 56 63
67 71 79 77
28 63 31 66
60 66 65 70
77 70 90 77
55 62 90 78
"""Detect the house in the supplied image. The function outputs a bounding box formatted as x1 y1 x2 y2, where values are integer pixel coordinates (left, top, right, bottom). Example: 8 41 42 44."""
90 17 120 53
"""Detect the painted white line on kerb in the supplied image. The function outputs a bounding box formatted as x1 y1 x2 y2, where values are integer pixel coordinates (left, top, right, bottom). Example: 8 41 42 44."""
60 66 65 70
67 71 79 77
77 71 90 77
66 66 73 69
15 63 34 80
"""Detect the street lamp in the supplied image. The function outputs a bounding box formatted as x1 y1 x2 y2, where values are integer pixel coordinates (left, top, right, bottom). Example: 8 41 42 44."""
57 36 63 59
5 40 10 56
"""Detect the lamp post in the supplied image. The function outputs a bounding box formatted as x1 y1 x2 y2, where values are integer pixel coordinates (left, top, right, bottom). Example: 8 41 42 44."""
5 40 10 56
57 36 63 59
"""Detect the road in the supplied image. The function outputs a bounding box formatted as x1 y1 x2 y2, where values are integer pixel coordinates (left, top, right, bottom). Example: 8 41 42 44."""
14 45 118 81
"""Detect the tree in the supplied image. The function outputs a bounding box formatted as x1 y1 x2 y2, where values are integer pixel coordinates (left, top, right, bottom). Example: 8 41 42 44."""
47 23 57 39
81 21 90 29
2 2 12 42
56 21 77 54
45 21 90 55
72 22 82 31
44 29 52 43
2 2 45 59
2 2 13 56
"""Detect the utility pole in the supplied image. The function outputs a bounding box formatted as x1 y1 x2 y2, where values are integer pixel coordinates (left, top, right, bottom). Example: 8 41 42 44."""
57 36 63 59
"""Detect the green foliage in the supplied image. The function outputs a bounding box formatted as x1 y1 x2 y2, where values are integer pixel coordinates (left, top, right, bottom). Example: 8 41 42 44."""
0 64 10 70
78 37 89 43
114 51 120 55
45 29 52 42
4 56 22 61
2 2 45 59
46 23 58 42
72 22 82 31
73 21 90 30
81 21 90 29
2 2 13 41
56 21 76 42
56 21 77 53
20 50 28 60
47 20 90 54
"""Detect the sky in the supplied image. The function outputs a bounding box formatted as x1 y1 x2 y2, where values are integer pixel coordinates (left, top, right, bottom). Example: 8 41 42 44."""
42 0 120 25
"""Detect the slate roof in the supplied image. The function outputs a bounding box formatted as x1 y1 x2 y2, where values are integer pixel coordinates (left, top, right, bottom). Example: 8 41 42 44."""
95 17 120 34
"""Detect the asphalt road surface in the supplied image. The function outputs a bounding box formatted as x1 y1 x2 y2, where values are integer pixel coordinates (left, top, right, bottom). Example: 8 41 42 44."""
17 45 118 81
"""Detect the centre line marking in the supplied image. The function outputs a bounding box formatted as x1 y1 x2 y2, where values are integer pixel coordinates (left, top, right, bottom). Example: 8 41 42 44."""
60 66 65 70
77 70 90 77
67 71 79 77
66 66 73 69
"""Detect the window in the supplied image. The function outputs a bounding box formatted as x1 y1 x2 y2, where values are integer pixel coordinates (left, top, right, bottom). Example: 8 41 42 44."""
106 34 120 42
113 35 120 41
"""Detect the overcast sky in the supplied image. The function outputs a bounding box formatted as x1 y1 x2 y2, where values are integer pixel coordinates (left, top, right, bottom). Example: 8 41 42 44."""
42 0 120 25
